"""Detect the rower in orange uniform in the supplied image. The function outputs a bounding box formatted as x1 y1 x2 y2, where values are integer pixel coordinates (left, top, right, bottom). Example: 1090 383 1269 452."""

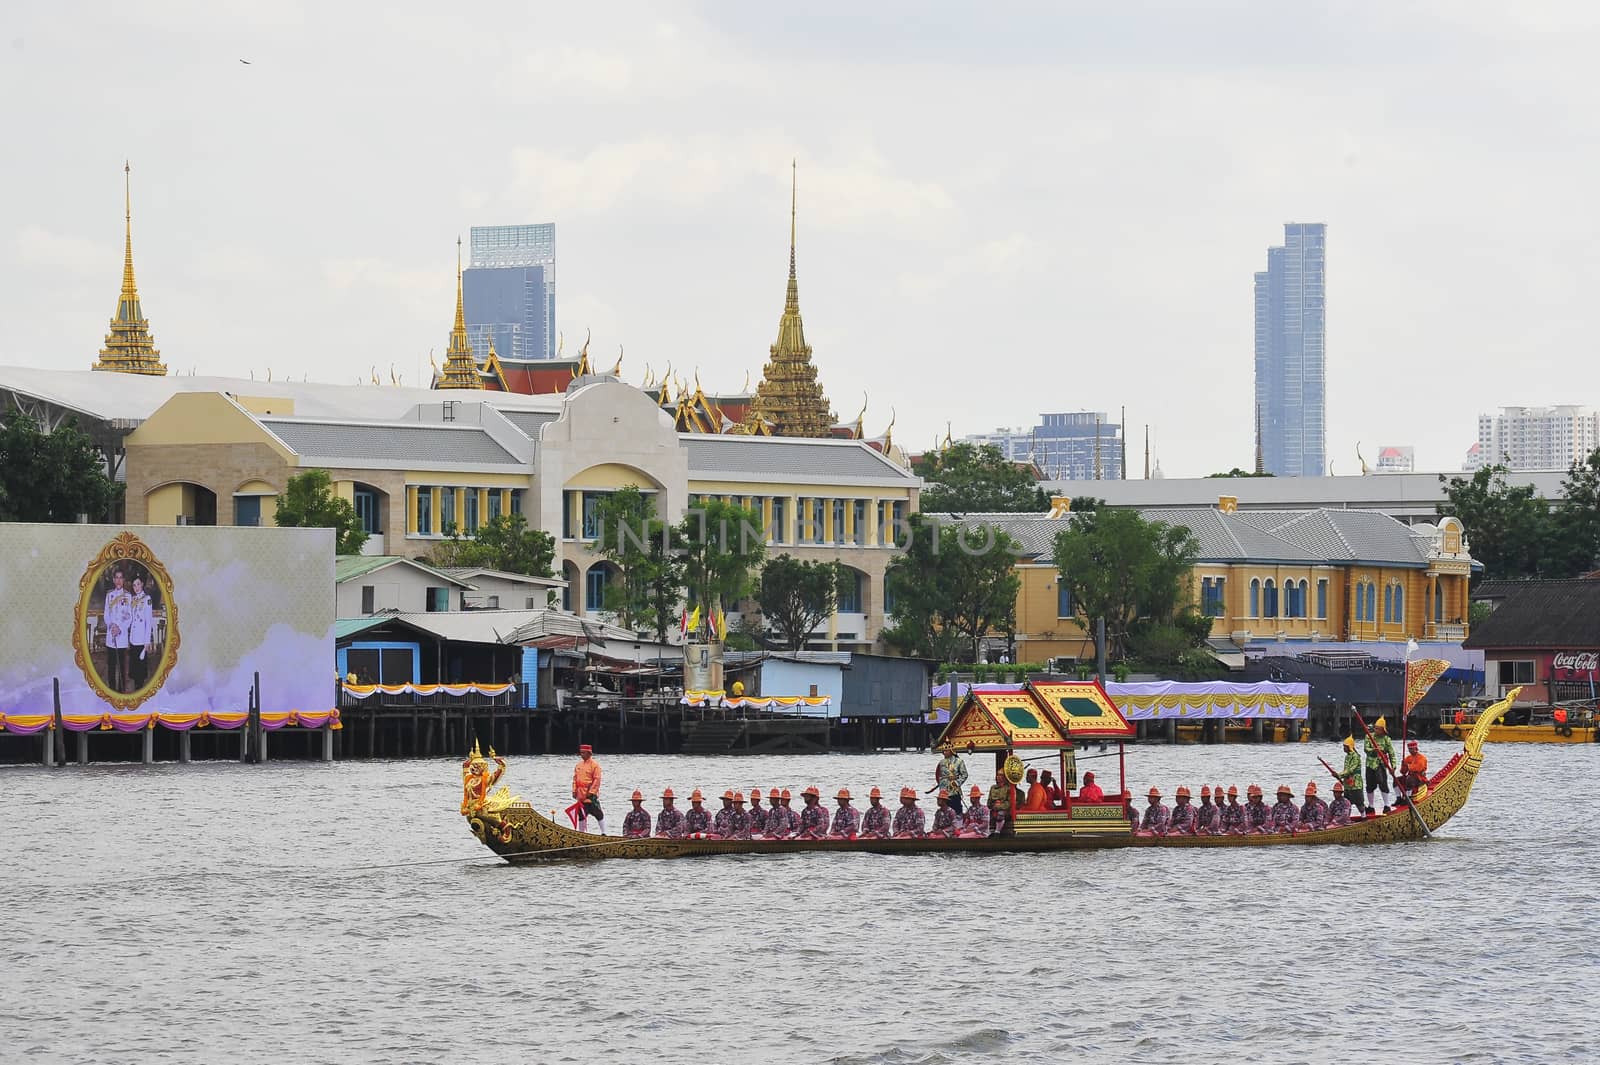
572 743 604 834
1398 741 1428 795
1022 768 1049 811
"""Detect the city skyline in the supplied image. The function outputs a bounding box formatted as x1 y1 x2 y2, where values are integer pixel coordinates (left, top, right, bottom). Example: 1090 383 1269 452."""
5 6 1600 474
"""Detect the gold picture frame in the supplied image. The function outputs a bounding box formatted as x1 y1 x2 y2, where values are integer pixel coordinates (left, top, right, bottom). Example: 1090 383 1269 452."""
71 531 181 710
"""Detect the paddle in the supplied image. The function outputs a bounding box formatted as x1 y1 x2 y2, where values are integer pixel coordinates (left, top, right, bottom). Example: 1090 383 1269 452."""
1351 712 1431 839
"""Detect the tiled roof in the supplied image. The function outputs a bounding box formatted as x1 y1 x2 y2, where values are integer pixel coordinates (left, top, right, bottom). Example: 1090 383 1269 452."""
501 410 559 438
682 436 915 482
1251 510 1431 566
1135 508 1323 563
1463 579 1600 649
262 419 523 467
935 506 1429 566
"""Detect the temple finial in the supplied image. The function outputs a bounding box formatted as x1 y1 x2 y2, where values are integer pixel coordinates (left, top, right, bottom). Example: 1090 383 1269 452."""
789 158 797 282
437 235 483 389
94 160 166 376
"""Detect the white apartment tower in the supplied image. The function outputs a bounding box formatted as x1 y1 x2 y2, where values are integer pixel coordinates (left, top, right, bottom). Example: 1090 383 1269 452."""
1475 406 1600 471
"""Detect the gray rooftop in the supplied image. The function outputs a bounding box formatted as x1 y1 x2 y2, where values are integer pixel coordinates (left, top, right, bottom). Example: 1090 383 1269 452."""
936 505 1434 567
682 436 916 483
501 409 560 439
262 419 524 467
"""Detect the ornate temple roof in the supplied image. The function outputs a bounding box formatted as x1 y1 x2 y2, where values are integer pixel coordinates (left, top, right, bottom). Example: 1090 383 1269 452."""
752 164 834 437
436 239 484 390
92 163 166 377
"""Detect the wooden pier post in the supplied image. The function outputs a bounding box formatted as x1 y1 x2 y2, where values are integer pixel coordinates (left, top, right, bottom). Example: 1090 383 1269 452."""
1252 717 1265 743
179 730 192 763
77 731 88 766
1165 719 1177 744
142 721 154 764
322 721 334 762
53 678 65 768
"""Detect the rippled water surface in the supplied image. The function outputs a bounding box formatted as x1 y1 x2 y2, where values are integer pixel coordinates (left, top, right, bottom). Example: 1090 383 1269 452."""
3 741 1594 1064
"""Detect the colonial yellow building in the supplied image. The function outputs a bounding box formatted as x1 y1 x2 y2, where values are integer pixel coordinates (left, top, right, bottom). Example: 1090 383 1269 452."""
948 497 1475 663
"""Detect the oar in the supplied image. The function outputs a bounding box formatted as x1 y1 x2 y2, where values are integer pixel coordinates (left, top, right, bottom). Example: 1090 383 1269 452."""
1352 712 1430 839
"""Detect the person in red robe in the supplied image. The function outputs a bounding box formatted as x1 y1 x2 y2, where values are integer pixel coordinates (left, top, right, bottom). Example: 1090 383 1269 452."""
1077 771 1105 802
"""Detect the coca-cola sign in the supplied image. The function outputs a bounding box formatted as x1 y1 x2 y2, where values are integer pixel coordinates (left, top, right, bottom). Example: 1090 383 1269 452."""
1552 651 1599 674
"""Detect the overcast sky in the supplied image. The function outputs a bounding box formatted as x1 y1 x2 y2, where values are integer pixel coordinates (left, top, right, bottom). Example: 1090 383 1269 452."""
4 2 1597 476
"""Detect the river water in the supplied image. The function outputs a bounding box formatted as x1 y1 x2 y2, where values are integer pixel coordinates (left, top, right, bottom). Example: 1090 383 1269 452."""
2 740 1593 1064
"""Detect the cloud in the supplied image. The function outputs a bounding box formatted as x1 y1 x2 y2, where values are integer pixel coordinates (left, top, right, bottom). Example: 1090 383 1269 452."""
13 226 112 276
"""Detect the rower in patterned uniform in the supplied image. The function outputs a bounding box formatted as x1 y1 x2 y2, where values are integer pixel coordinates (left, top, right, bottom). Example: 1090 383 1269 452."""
960 785 991 837
655 788 686 839
622 791 651 838
859 788 891 839
892 787 925 838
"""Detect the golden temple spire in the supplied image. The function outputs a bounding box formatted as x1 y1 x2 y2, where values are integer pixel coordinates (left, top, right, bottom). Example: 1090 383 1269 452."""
752 160 834 437
437 236 484 389
93 161 167 376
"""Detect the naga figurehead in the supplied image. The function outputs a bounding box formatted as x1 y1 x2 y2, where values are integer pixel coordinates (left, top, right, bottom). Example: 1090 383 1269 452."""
460 738 508 815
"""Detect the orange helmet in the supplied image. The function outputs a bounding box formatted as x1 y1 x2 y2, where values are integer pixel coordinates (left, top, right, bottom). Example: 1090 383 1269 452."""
1175 786 1191 798
769 787 782 800
1199 786 1212 798
661 787 675 799
722 789 735 801
969 785 982 798
1147 786 1162 798
780 789 792 800
802 785 820 798
690 789 705 802
630 790 643 801
1304 781 1318 796
1247 784 1263 797
868 786 882 798
1227 785 1239 797
749 789 764 802
836 788 851 800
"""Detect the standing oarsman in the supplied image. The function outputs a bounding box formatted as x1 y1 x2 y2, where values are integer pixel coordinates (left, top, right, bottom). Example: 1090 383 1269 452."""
1338 736 1366 814
683 789 713 836
621 791 651 838
935 744 971 814
748 787 768 836
960 785 991 837
655 788 686 839
572 744 605 834
1365 717 1397 813
859 787 891 839
892 787 925 838
797 786 829 839
829 788 860 838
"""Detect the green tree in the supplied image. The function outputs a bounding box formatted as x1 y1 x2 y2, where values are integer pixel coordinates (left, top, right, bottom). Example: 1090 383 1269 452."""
1437 465 1555 581
1207 468 1274 478
1051 508 1199 662
0 412 123 522
677 498 766 639
883 514 1022 663
273 469 368 554
591 486 679 637
759 554 849 650
915 441 1048 513
1552 448 1600 575
425 513 556 585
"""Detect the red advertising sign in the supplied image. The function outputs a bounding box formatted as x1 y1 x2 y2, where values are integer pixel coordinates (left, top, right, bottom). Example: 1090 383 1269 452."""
1552 651 1600 679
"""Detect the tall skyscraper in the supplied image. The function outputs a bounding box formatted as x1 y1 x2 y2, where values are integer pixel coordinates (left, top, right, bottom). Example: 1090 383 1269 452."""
1253 222 1326 477
461 224 556 361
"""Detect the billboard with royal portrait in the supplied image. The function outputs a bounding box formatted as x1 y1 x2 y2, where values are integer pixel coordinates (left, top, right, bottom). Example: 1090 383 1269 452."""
0 524 334 715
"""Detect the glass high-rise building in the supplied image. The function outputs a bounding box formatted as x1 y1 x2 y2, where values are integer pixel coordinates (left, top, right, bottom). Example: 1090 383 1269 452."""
461 224 556 361
1253 222 1326 477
